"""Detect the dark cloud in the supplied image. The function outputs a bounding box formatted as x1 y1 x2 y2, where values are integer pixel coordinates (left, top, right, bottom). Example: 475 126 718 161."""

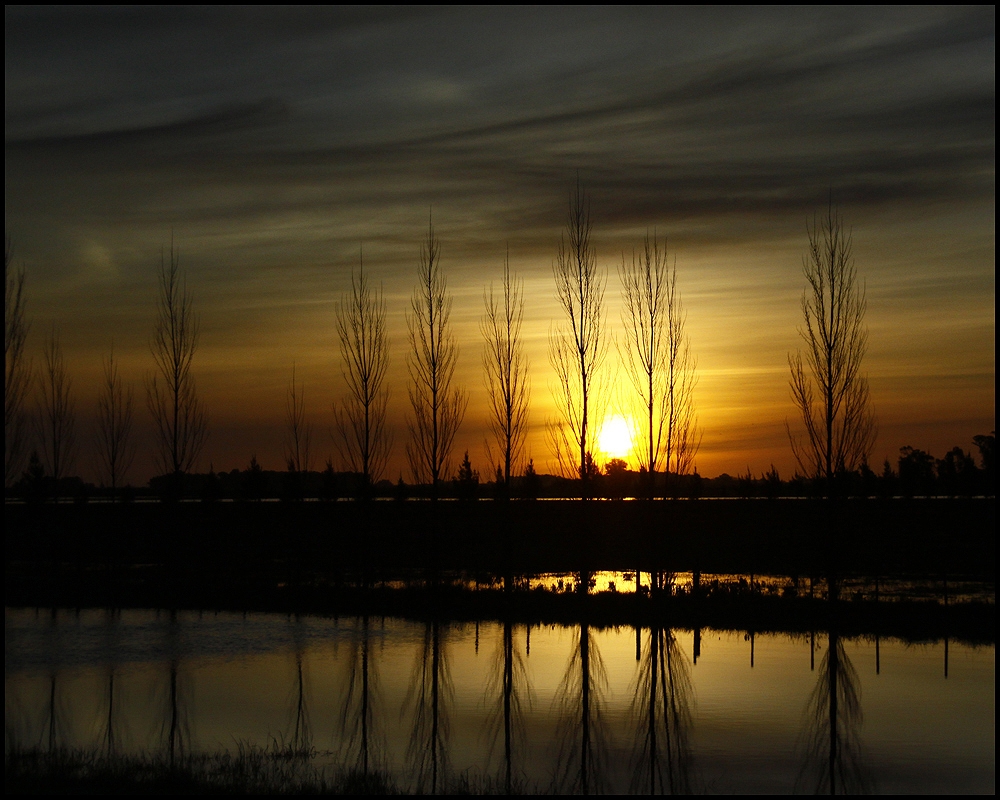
8 6 991 229
7 100 290 149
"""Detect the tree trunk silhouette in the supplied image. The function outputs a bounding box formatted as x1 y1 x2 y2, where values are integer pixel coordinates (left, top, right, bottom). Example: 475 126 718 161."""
555 622 608 794
37 329 76 490
405 620 452 793
788 203 876 493
620 232 700 498
290 647 311 753
147 242 207 494
482 249 529 495
549 181 606 497
796 629 872 794
95 346 135 497
630 625 695 794
485 618 529 792
339 615 380 774
284 363 313 501
406 221 467 498
5 239 32 488
334 255 391 494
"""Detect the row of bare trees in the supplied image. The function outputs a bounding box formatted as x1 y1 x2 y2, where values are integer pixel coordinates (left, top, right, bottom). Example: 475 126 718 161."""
328 195 700 500
4 239 204 497
4 194 702 499
318 188 876 501
332 222 513 500
550 183 701 498
6 241 89 491
6 191 874 499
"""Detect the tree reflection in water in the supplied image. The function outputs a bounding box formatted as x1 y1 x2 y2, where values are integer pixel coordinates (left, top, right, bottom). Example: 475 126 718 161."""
796 631 873 794
286 614 312 755
483 619 531 793
338 614 382 774
155 610 190 764
41 672 62 753
99 609 126 755
629 625 695 795
554 622 609 795
404 620 452 794
38 609 66 753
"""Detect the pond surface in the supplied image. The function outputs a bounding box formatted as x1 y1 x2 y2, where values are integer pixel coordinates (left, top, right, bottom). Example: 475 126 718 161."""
5 607 994 794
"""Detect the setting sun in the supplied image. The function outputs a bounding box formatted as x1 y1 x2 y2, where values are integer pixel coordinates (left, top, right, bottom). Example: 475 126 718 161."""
597 415 634 461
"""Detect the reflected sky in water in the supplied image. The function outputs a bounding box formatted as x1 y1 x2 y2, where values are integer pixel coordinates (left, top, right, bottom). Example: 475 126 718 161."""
5 607 995 794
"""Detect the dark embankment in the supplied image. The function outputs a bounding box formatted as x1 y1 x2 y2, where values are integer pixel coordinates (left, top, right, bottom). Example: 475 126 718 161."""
4 744 403 796
5 498 993 642
6 497 994 576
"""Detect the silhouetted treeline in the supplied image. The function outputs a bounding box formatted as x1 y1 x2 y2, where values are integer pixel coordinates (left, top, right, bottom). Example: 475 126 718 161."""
9 427 990 501
6 431 994 501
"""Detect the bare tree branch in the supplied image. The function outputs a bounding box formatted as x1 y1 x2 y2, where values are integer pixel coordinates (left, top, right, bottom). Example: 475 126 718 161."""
95 345 135 495
787 203 876 488
5 238 32 487
549 181 606 493
482 248 529 492
334 255 391 490
619 232 700 496
146 242 207 481
285 363 312 474
406 220 467 496
37 328 76 484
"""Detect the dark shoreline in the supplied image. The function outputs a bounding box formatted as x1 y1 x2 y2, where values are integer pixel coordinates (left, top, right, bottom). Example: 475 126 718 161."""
6 498 994 643
6 496 993 573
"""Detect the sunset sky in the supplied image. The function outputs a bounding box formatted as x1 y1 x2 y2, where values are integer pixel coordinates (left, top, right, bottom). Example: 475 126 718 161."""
5 6 995 484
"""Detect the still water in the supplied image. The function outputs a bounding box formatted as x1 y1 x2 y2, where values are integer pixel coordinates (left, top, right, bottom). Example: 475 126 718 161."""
5 607 994 794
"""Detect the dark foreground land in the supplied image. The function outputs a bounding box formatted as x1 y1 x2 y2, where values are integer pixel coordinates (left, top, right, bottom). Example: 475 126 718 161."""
6 744 558 795
5 498 994 642
5 744 408 796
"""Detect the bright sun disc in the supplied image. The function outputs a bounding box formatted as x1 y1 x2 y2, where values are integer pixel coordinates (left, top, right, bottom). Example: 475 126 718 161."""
598 415 633 460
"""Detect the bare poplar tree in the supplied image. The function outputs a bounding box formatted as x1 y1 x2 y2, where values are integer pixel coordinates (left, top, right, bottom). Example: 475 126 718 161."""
549 182 605 494
482 249 529 492
147 243 207 481
37 329 76 483
406 222 467 496
5 239 31 487
95 346 136 495
620 233 700 496
285 363 312 474
334 258 391 490
788 204 876 487
663 263 700 481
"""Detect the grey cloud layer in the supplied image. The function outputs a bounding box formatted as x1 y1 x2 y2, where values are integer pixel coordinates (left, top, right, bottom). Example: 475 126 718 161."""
8 5 993 238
